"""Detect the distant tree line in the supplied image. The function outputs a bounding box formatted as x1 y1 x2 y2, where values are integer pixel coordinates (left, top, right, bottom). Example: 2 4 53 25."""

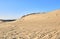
0 19 16 22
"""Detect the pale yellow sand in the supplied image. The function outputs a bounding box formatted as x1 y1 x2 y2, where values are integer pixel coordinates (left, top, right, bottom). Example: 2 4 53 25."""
0 10 60 39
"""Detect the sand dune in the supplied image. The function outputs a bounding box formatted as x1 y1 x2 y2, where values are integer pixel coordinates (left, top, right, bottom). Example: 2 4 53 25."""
0 10 60 39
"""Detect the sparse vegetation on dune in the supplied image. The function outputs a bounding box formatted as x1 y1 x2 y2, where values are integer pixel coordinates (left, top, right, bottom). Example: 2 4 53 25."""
21 12 46 19
0 10 60 39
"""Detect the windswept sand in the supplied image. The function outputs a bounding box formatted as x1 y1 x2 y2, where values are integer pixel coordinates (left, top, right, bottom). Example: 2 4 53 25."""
0 10 60 39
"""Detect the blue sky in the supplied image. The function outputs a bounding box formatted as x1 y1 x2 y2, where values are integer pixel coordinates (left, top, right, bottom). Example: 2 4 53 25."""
0 0 60 19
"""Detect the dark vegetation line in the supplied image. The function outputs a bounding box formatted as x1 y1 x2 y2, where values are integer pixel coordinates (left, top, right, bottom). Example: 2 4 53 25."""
21 12 46 18
0 19 16 22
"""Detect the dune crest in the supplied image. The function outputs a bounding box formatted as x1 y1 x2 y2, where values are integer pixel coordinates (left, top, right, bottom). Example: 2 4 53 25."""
17 10 60 23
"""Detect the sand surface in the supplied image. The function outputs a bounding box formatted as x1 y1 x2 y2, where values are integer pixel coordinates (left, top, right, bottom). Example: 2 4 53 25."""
0 10 60 39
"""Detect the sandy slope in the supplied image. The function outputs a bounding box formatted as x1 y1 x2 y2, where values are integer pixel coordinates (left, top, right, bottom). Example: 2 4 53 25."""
0 10 60 39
